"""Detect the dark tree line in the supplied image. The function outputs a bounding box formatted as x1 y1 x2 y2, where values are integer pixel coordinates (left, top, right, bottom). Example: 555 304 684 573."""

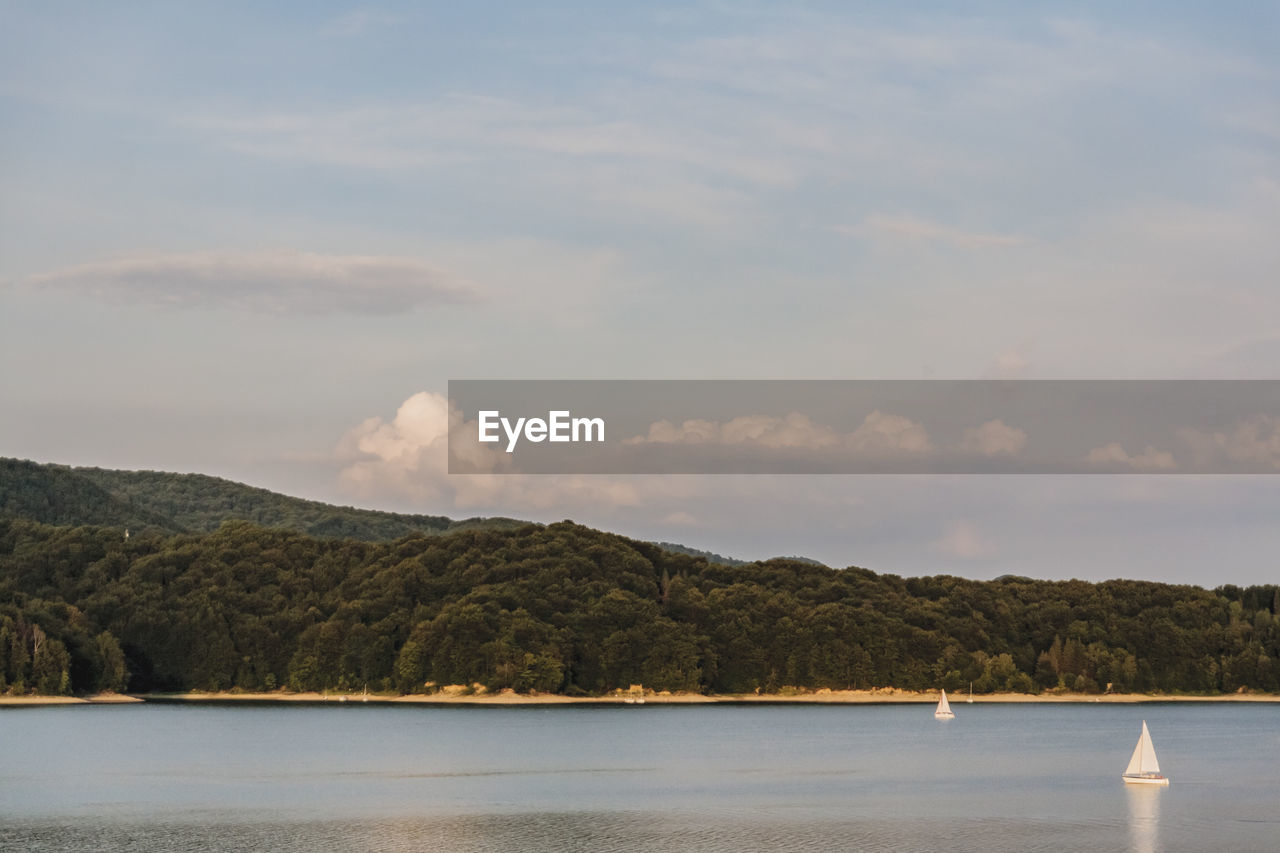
2 517 1277 697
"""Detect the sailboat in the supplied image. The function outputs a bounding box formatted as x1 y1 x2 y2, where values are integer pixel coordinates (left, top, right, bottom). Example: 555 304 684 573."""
1122 721 1169 785
967 682 973 704
934 689 955 719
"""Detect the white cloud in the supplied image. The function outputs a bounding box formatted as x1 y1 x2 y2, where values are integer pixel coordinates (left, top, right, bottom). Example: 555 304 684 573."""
337 391 691 513
625 410 933 456
662 511 701 526
984 349 1031 379
848 410 934 454
336 392 460 504
935 521 994 559
960 419 1028 457
626 412 841 449
318 8 406 38
183 95 799 187
23 251 476 314
181 97 782 231
1086 442 1178 471
422 237 627 328
834 214 1024 249
1179 416 1280 470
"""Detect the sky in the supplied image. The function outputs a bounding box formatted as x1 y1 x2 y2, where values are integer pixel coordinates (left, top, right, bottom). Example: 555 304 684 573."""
2 2 1279 585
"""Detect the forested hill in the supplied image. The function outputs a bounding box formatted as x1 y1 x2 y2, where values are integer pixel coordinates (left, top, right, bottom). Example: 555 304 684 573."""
1 512 1277 699
0 459 178 532
0 458 526 541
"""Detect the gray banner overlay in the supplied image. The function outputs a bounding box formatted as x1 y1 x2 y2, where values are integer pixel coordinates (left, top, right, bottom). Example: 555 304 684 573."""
447 380 1280 474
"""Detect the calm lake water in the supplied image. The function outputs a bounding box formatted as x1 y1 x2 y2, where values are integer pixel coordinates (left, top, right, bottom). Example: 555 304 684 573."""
1 702 1277 852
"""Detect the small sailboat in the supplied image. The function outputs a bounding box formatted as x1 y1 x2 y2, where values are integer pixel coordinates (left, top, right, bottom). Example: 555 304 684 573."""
934 689 955 719
967 682 973 704
1122 721 1169 785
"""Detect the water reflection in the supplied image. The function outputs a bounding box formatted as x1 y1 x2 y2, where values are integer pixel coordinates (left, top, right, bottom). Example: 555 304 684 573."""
0 813 1127 853
1126 785 1162 853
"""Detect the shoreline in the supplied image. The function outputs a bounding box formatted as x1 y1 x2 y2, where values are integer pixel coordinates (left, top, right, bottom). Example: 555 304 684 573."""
0 692 143 706
5 689 1279 707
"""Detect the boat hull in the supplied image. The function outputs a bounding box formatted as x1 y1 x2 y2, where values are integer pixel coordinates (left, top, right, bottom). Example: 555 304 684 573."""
1122 774 1169 786
934 711 955 719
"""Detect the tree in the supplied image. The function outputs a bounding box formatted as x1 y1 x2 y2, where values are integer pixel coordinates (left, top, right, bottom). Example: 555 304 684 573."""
394 638 429 693
33 637 71 695
95 631 128 693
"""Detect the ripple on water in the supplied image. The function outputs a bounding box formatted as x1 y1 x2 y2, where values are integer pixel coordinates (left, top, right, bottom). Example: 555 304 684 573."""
0 813 1131 853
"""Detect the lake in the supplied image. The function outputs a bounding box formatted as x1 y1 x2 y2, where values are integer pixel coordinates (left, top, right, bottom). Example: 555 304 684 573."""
1 702 1277 851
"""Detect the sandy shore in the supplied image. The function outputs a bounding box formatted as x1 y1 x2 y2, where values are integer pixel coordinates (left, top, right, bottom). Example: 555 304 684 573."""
0 692 143 706
8 688 1261 706
6 688 1278 707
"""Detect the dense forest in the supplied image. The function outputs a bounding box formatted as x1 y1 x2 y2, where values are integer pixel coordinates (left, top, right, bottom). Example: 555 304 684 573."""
2 489 1278 697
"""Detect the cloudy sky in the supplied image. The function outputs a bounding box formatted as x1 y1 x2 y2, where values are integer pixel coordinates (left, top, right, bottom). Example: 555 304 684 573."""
3 2 1279 585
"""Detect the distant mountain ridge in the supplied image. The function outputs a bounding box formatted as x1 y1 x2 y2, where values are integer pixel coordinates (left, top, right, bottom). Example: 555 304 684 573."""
648 541 747 566
0 459 755 562
650 541 827 569
0 458 526 542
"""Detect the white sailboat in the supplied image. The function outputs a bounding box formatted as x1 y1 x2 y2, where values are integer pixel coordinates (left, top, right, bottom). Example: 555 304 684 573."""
967 682 973 704
934 689 955 719
1122 721 1169 785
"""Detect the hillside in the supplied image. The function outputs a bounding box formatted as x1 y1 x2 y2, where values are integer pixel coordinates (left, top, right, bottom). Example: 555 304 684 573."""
0 458 526 541
0 458 179 532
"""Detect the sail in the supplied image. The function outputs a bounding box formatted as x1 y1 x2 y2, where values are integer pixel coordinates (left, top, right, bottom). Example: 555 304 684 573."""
1139 721 1160 773
1125 721 1161 775
937 690 952 714
1124 736 1144 775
